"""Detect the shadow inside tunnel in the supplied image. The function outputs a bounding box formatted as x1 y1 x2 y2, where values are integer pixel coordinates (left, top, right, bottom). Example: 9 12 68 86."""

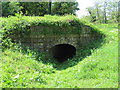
49 44 76 63
38 36 105 70
13 33 105 71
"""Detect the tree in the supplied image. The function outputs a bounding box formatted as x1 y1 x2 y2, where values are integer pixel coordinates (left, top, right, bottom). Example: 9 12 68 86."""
19 2 48 16
107 0 118 22
86 0 104 23
86 0 118 23
2 2 22 17
86 7 97 22
52 1 79 15
94 1 103 23
2 1 79 16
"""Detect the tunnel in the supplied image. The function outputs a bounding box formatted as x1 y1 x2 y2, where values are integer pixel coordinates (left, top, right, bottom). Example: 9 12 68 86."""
49 44 76 62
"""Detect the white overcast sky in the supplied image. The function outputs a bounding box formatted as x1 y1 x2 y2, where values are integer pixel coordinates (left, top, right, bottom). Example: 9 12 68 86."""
76 0 95 18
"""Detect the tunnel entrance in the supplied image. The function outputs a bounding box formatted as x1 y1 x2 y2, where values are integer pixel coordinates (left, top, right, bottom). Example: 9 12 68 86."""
49 44 76 62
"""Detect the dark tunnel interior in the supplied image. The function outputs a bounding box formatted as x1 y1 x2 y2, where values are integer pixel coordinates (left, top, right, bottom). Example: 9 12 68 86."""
49 44 76 62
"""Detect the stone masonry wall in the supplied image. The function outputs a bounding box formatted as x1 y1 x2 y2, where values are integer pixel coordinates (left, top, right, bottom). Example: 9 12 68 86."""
10 25 101 53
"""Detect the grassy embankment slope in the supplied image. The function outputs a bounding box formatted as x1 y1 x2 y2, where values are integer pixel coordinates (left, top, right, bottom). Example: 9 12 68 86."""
0 16 118 88
42 23 118 88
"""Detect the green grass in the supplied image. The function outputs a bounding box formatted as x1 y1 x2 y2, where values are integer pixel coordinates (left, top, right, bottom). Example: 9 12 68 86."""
1 23 118 88
1 15 103 36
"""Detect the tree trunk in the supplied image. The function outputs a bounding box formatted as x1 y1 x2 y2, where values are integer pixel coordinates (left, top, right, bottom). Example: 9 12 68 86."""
103 1 107 23
118 1 120 23
96 7 100 22
48 0 52 15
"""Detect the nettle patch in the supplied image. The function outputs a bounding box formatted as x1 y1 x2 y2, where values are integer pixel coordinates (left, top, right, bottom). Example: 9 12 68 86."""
1 15 104 62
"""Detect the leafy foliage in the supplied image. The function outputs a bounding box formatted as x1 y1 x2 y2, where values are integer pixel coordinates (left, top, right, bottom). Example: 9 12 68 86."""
85 0 118 23
1 48 55 88
1 1 79 17
1 2 22 17
52 2 79 15
19 2 48 16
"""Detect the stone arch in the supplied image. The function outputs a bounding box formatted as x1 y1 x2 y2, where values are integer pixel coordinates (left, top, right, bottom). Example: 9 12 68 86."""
49 42 77 50
49 44 76 62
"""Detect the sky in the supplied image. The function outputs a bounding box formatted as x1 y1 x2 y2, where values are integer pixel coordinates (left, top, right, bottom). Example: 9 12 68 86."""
76 0 95 18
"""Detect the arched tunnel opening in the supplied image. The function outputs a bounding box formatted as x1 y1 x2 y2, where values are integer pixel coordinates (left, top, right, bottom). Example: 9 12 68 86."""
49 44 76 62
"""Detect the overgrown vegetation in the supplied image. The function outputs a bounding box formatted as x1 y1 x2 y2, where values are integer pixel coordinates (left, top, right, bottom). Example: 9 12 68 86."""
0 15 118 88
0 0 118 88
1 15 101 33
1 15 104 50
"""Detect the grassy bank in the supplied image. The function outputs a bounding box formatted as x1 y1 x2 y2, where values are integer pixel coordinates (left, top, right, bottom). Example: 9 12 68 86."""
41 23 118 88
1 23 118 88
